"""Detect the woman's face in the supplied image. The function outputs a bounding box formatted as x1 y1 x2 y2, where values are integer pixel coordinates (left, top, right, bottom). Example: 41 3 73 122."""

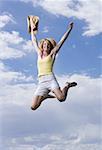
43 40 51 54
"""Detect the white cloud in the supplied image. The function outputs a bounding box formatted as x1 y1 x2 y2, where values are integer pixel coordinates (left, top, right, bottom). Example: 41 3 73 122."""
74 124 101 144
0 83 35 106
5 144 102 150
0 12 35 60
41 143 101 150
0 31 24 44
19 0 102 36
0 61 34 105
0 30 35 59
0 73 101 106
56 74 101 104
1 133 101 150
0 12 16 29
0 73 101 145
0 70 33 85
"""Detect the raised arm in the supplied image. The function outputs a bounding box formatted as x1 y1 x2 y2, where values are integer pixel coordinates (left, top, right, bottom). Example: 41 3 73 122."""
31 30 39 52
51 22 74 55
30 17 39 53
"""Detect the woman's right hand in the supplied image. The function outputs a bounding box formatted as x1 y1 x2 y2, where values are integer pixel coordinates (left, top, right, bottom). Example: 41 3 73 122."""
31 23 36 31
30 16 35 31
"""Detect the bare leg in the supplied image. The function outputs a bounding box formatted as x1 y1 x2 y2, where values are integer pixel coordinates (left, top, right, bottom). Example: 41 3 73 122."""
53 82 77 102
31 82 77 110
31 94 56 111
61 85 69 101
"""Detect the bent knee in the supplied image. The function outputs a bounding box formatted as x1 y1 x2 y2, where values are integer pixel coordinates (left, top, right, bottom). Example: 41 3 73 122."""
31 103 41 111
31 105 38 111
57 94 65 102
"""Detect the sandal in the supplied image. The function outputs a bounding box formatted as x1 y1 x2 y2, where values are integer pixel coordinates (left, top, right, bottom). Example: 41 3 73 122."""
66 82 77 88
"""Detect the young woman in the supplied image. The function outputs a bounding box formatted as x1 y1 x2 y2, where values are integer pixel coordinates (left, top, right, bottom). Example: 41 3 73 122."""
29 16 77 110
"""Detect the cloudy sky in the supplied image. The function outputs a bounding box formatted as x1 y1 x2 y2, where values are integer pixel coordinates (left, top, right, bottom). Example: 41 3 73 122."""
0 0 101 150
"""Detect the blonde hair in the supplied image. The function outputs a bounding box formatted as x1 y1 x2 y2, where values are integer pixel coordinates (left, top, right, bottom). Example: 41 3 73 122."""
38 38 56 51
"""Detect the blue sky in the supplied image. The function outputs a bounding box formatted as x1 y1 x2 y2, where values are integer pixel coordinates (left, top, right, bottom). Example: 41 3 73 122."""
0 0 102 150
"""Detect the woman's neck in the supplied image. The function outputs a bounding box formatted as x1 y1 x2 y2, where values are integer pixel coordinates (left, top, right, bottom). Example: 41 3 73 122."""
42 51 48 58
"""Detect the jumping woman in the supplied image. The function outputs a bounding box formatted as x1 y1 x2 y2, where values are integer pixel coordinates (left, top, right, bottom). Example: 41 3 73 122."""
28 16 77 111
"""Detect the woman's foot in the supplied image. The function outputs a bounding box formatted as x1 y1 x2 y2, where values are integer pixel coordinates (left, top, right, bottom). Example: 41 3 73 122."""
65 82 77 88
